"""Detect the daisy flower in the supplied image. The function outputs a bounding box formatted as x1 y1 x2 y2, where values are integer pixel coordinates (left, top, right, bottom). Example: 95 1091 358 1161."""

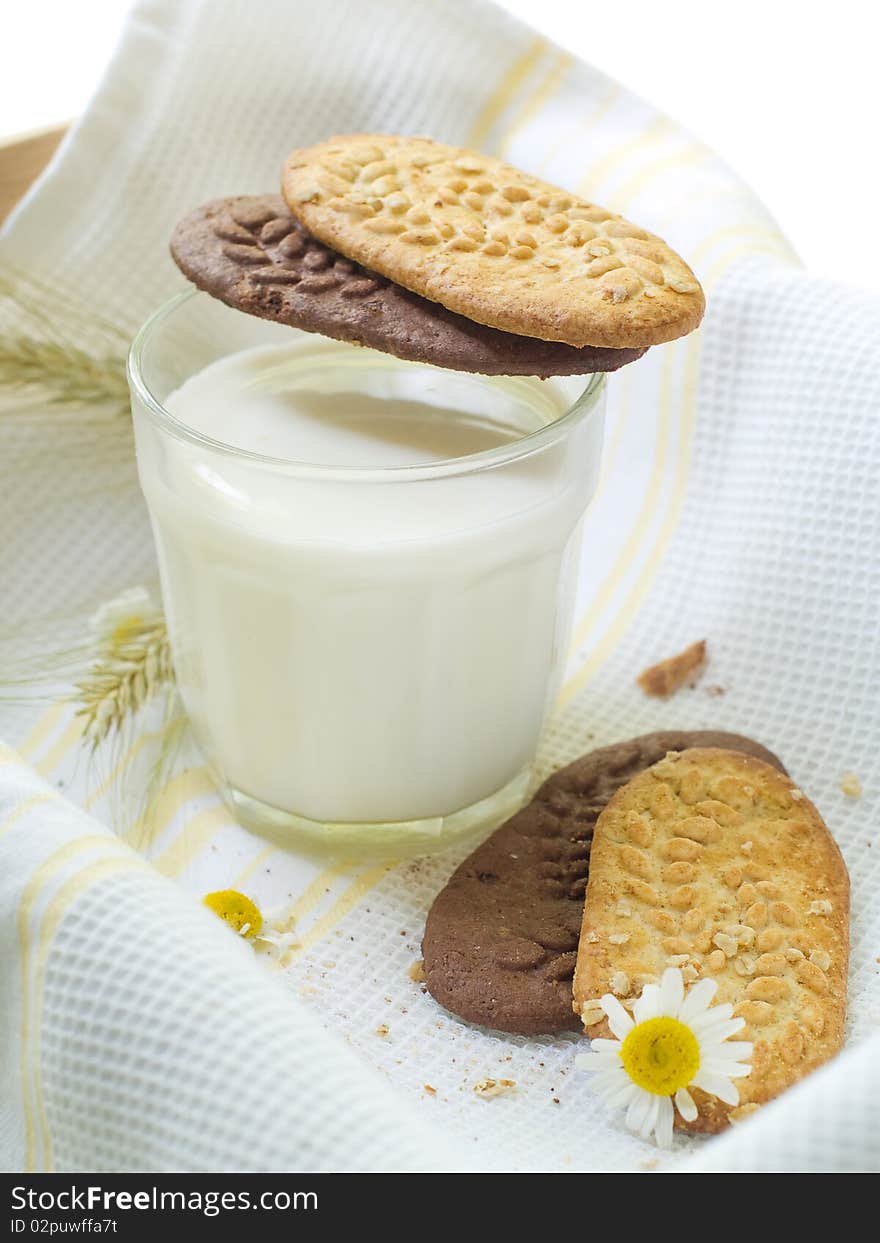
203 889 299 964
576 968 753 1148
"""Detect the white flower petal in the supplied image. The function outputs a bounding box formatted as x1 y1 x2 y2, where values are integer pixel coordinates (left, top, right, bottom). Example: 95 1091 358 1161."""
674 1087 698 1123
632 983 661 1024
602 1077 642 1110
702 1059 752 1080
591 1066 630 1097
590 1038 623 1053
639 1094 661 1139
677 977 718 1022
690 1070 740 1106
601 994 635 1039
587 1046 624 1062
626 1089 653 1134
701 1050 752 1069
690 1003 735 1032
696 1014 740 1044
587 1050 625 1069
657 967 685 1017
591 1064 625 1087
697 1018 748 1048
719 1041 753 1060
654 1096 675 1149
705 1009 740 1029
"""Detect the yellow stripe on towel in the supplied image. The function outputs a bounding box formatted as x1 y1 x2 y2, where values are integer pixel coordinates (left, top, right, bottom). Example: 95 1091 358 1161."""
17 835 132 1170
496 51 574 159
467 36 548 149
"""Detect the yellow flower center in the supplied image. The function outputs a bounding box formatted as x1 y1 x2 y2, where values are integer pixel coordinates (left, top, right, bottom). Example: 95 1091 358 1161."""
203 889 263 939
619 1016 700 1096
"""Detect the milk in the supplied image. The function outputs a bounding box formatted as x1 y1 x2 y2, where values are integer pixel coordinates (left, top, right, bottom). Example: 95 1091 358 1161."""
135 336 604 828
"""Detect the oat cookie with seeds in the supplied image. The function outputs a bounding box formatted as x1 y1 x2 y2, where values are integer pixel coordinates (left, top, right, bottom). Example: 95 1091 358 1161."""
282 134 705 350
573 748 849 1133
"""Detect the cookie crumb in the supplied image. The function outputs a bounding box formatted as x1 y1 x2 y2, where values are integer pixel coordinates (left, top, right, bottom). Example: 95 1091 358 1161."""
638 1157 659 1170
408 959 426 983
423 1084 437 1096
375 1024 389 1037
840 772 863 799
705 684 725 697
729 1103 761 1125
637 640 707 697
473 1078 516 1099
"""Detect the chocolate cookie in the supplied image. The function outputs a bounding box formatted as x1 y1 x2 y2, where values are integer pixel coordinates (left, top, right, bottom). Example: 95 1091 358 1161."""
170 196 646 377
422 731 786 1035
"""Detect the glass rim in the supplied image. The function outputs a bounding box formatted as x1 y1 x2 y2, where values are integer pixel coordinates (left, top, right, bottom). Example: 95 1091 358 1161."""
127 289 607 483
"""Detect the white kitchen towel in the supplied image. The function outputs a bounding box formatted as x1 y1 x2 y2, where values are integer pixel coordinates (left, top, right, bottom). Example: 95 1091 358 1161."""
0 745 462 1173
1 0 878 1173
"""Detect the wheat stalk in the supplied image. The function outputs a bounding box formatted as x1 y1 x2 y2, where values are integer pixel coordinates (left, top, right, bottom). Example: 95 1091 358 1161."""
0 335 129 407
74 605 175 749
0 266 130 415
71 589 177 745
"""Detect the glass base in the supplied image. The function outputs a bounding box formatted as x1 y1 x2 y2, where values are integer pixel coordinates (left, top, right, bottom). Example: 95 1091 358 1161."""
222 766 533 859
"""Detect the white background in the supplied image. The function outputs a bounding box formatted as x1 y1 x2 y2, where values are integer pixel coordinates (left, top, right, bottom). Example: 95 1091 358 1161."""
3 0 880 290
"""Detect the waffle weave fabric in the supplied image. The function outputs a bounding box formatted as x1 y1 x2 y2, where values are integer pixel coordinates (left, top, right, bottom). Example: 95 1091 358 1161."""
0 0 877 1172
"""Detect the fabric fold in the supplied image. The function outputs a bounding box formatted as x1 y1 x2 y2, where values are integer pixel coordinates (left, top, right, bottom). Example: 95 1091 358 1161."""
0 747 463 1172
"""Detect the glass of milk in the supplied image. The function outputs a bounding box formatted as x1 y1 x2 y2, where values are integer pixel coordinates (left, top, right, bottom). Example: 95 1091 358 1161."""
128 291 606 854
